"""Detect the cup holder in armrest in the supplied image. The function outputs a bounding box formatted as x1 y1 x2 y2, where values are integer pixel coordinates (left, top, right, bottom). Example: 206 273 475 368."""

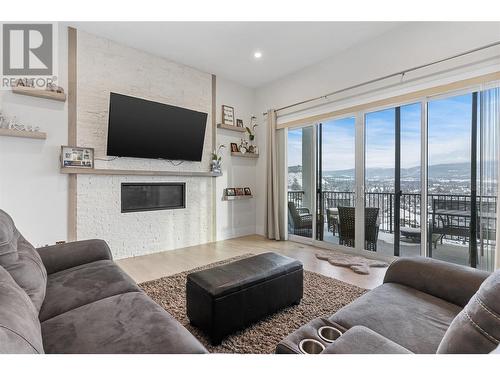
318 326 342 343
298 339 325 354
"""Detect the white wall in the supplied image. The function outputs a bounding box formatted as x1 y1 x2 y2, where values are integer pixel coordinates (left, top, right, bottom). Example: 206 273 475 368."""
0 25 68 247
254 21 500 235
215 77 257 240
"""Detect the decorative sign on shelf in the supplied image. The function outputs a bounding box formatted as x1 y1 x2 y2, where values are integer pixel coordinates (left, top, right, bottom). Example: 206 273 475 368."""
222 105 235 126
61 146 95 169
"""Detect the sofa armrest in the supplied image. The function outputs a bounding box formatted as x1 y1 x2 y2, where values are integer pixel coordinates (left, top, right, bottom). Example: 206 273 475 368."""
36 239 112 275
322 326 412 354
383 257 490 307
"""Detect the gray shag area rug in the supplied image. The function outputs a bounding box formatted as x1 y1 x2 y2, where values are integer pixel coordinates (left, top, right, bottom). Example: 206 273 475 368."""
139 254 366 354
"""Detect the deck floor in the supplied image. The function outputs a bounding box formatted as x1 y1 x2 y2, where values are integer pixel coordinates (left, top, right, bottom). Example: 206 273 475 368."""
291 225 495 270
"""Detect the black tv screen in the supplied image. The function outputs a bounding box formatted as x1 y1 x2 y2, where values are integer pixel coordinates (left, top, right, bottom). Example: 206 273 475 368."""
107 93 208 161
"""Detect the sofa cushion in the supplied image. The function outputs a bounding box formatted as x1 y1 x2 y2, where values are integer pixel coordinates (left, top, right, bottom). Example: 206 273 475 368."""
322 326 412 354
41 291 207 354
0 209 47 311
329 283 462 353
0 266 44 353
39 260 141 322
437 270 500 354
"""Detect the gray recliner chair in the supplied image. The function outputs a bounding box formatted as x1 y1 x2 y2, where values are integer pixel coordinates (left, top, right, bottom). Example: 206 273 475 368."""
277 257 500 354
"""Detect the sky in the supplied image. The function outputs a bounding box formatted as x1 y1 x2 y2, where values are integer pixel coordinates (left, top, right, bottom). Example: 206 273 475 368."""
288 93 474 171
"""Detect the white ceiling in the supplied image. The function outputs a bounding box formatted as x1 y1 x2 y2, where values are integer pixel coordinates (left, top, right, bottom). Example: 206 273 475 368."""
68 22 404 88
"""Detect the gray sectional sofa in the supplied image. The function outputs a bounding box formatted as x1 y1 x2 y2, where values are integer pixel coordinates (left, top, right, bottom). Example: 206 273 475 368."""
0 209 207 354
278 257 500 354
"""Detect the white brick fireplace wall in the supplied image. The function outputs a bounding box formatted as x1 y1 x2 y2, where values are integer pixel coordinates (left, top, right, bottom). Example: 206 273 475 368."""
75 30 214 259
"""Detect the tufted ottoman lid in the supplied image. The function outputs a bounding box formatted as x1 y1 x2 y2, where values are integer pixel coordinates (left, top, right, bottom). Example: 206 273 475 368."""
187 252 302 298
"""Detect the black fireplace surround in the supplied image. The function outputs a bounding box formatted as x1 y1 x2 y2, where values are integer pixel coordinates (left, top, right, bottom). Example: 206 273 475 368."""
121 182 186 213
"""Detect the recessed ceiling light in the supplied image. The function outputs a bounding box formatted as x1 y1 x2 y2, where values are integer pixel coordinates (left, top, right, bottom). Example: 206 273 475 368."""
254 51 262 59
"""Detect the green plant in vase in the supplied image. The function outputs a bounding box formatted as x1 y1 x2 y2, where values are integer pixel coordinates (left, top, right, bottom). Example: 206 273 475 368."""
245 118 258 142
211 144 225 173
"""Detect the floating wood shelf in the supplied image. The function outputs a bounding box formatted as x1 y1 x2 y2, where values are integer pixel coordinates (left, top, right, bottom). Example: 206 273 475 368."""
231 152 259 158
0 128 47 140
60 167 222 178
217 123 246 132
223 195 253 201
12 86 67 102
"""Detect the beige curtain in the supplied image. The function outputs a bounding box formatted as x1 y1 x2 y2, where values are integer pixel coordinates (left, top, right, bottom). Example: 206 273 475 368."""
266 109 281 240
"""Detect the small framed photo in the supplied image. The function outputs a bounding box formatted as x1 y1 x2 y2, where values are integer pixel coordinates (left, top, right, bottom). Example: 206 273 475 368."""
222 105 235 126
244 187 252 196
235 188 245 196
61 146 94 169
230 143 239 153
225 188 236 196
236 119 243 128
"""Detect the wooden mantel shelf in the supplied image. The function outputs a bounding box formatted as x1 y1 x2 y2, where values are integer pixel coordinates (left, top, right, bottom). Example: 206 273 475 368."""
60 167 222 177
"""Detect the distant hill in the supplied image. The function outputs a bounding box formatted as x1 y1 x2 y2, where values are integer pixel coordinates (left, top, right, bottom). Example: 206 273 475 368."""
289 162 479 180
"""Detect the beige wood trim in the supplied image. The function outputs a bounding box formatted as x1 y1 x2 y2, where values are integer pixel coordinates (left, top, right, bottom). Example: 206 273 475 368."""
211 74 217 242
278 71 500 129
68 27 77 242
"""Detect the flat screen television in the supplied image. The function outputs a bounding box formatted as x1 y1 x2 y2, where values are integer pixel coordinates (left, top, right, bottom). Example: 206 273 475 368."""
107 92 208 161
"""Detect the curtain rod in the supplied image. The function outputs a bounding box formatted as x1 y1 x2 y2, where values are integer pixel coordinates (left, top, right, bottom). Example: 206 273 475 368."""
262 40 500 116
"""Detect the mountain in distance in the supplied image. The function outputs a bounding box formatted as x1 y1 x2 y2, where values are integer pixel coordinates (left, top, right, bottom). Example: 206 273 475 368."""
293 162 476 180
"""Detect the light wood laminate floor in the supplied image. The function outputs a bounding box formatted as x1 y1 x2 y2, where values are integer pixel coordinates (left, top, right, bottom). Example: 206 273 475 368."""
117 235 386 290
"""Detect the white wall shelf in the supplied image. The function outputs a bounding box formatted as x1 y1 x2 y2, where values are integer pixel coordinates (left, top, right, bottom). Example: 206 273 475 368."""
12 86 67 102
0 128 47 140
231 152 259 158
223 195 253 201
217 123 246 132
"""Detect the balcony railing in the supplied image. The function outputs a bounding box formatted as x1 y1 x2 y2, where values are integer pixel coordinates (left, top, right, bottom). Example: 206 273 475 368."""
288 190 497 242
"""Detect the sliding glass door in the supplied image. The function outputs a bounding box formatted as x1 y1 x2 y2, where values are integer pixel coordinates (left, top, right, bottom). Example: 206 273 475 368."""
285 84 498 271
364 103 422 256
287 126 315 239
316 117 356 247
427 89 498 271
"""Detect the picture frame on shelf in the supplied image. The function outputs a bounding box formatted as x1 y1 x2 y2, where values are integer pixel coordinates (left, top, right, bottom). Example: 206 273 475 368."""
61 146 94 169
236 119 243 128
230 143 239 153
225 188 236 196
235 188 245 196
222 105 235 126
244 187 252 195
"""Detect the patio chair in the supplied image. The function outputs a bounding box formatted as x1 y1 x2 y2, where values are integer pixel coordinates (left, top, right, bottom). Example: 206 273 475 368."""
338 207 380 251
288 201 312 237
326 198 351 234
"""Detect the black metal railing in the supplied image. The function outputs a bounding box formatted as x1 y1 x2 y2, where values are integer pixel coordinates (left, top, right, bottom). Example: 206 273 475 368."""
287 190 496 242
288 190 304 208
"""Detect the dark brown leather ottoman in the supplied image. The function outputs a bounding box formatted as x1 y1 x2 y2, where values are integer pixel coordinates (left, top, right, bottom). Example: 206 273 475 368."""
186 252 303 344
